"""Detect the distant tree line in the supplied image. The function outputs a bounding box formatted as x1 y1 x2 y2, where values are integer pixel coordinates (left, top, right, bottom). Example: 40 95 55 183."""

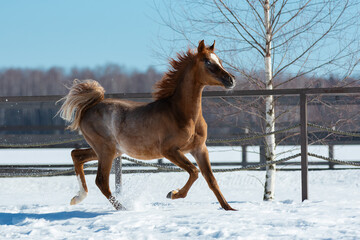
1 63 359 97
0 64 162 96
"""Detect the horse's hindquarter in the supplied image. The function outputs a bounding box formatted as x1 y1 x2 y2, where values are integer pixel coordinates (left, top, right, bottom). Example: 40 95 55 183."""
80 99 144 150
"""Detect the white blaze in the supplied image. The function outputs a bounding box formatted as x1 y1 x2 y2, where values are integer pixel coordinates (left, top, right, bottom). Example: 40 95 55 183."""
210 53 225 70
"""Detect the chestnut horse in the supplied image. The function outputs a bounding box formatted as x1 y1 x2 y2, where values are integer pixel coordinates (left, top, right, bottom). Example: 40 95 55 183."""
58 40 236 211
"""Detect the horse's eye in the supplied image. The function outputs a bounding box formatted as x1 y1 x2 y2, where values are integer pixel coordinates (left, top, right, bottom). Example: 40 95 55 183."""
205 59 211 66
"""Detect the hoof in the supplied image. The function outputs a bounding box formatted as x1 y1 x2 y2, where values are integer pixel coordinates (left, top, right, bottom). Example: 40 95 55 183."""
166 192 172 199
70 197 77 205
70 191 88 205
109 195 126 210
224 206 237 211
115 205 126 211
112 203 126 211
166 189 179 199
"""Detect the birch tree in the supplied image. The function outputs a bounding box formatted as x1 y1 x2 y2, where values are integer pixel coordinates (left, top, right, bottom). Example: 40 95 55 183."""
158 0 360 200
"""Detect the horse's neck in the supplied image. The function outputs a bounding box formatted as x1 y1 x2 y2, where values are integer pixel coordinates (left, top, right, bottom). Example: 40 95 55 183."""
171 72 204 122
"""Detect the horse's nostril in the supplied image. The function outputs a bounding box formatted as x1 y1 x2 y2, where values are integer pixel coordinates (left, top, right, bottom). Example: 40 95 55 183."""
229 76 234 84
229 76 236 88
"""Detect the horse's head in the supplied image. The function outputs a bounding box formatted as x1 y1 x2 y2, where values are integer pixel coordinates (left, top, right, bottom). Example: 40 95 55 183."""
195 40 235 89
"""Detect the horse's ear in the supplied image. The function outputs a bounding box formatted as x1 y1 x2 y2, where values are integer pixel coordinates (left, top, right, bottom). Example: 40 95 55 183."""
198 40 205 53
209 40 215 51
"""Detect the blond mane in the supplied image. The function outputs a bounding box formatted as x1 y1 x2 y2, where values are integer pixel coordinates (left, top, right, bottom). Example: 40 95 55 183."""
153 50 195 100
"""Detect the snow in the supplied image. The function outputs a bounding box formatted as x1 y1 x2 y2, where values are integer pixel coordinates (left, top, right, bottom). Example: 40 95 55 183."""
1 147 360 239
1 167 360 239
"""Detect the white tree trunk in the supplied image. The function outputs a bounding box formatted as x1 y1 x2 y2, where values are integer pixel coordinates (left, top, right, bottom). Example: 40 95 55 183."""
263 0 276 201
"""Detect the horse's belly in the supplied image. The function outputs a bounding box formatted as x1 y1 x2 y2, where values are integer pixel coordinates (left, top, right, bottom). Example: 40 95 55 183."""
124 150 163 160
114 123 205 160
116 140 163 160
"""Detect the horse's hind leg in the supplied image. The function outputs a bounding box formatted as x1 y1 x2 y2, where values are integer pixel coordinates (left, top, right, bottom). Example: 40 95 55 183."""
94 148 125 210
162 148 199 199
70 148 97 205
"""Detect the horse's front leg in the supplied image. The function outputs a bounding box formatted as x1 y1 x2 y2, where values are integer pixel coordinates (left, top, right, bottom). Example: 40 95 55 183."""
162 148 199 199
191 145 236 211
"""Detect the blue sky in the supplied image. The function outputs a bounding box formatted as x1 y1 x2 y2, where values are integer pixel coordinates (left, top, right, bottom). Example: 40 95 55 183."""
2 1 358 78
0 0 171 71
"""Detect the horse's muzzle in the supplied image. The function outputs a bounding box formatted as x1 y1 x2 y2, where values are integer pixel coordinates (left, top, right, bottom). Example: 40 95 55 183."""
222 74 236 89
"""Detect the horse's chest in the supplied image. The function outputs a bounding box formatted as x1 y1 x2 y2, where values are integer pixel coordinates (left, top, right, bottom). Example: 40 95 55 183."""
180 123 206 150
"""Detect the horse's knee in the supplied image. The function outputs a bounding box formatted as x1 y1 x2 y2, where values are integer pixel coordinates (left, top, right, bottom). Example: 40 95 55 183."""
71 149 80 162
71 148 96 164
71 149 87 164
191 168 199 180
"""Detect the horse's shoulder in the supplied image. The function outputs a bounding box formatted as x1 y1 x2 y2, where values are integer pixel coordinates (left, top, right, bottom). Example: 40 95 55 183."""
195 114 207 127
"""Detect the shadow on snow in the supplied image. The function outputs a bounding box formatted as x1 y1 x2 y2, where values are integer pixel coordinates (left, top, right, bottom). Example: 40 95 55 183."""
0 211 110 225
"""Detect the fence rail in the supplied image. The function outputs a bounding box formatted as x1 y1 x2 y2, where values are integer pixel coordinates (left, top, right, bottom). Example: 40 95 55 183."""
1 151 359 178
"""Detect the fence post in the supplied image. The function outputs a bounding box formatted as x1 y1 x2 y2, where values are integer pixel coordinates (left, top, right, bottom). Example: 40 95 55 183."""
328 144 335 169
241 145 247 167
114 156 122 194
300 93 308 201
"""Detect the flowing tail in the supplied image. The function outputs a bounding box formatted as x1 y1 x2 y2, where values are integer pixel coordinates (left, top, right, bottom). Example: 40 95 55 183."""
57 79 105 131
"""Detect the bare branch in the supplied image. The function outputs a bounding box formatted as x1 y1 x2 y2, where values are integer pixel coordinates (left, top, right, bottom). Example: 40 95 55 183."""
216 0 266 56
272 0 311 36
273 0 350 78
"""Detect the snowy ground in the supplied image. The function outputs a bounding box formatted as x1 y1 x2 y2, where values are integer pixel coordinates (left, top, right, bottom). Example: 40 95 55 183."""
1 169 360 239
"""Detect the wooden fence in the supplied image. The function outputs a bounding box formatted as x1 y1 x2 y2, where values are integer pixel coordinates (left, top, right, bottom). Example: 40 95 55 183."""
2 87 360 201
